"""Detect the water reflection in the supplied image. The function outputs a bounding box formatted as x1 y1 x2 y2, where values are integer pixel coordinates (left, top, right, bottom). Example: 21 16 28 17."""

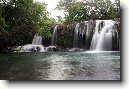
46 54 69 80
0 52 120 80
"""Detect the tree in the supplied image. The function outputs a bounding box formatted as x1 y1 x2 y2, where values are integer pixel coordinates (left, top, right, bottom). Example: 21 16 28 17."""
83 0 120 19
0 0 7 51
56 0 86 23
56 0 120 23
56 16 64 24
0 0 53 51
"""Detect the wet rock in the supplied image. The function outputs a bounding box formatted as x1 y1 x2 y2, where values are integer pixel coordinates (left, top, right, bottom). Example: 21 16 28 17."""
46 46 59 51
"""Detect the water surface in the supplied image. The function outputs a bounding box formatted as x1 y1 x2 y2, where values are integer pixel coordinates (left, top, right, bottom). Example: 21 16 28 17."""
0 51 120 80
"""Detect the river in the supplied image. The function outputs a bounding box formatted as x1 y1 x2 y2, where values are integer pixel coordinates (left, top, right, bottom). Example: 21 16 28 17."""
0 51 120 80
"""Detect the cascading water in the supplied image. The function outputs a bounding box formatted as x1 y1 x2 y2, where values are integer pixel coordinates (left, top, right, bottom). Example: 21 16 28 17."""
51 25 58 46
90 20 116 51
73 23 80 48
32 34 42 45
21 34 45 52
86 21 89 36
90 21 101 50
116 30 119 50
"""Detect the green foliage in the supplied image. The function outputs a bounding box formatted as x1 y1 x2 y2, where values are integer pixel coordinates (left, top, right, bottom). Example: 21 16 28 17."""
0 0 54 51
56 16 64 24
0 5 6 34
56 0 120 23
57 27 74 48
56 0 85 23
0 0 120 52
65 1 86 23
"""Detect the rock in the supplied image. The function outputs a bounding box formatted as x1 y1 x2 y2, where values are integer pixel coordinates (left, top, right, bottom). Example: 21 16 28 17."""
67 48 85 52
14 44 45 52
45 46 59 51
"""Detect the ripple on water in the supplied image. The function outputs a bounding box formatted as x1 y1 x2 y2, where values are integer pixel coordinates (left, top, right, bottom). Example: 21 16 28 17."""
0 52 120 80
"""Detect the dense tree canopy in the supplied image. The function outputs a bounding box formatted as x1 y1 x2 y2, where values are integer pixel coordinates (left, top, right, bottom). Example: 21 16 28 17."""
0 0 55 52
56 0 120 23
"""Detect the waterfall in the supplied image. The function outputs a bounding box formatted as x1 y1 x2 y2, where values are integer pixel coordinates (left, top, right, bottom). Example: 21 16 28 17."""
21 34 45 52
51 25 58 46
90 21 101 50
73 23 80 48
90 20 115 51
86 22 89 36
32 34 42 45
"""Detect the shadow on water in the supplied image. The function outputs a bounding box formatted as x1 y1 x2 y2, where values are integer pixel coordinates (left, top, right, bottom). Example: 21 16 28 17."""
0 53 51 80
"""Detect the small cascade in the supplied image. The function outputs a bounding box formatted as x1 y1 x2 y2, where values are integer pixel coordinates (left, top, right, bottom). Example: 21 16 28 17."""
90 21 102 50
86 22 89 36
51 25 58 46
32 34 42 45
73 23 80 48
90 20 117 51
21 34 45 52
73 21 93 49
15 19 120 52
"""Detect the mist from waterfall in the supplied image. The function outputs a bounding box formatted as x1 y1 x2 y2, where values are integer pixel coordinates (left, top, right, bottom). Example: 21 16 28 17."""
90 20 115 51
51 25 58 46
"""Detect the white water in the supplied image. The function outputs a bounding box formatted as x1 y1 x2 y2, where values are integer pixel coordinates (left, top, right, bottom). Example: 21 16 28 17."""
73 23 80 48
21 44 45 52
51 25 58 46
21 34 45 52
90 20 115 51
90 21 101 50
32 34 42 45
86 21 89 36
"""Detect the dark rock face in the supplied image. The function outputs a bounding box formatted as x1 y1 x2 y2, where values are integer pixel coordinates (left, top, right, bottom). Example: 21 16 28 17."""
50 20 96 50
1 19 120 53
50 19 120 51
85 20 96 50
114 18 120 37
45 46 86 52
112 18 120 51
